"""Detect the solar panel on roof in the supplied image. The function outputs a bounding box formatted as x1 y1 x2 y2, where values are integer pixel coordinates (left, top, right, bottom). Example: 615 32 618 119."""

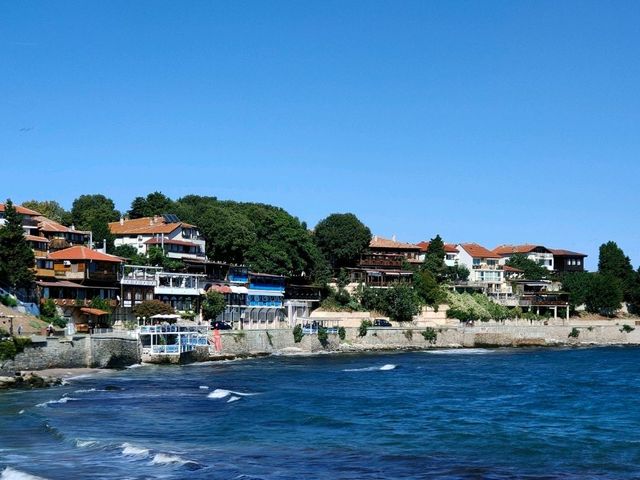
162 213 180 223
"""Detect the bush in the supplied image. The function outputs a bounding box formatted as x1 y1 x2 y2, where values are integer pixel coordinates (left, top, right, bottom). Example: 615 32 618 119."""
132 300 175 319
568 327 580 338
0 339 17 360
404 329 413 340
358 320 372 337
338 326 346 340
0 294 18 308
13 336 32 353
421 327 437 344
620 324 635 333
317 326 329 347
293 324 304 343
51 316 68 329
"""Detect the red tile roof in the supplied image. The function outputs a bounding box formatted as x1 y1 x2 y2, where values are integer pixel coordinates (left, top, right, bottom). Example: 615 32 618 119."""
458 243 500 259
549 249 587 257
493 244 550 256
503 265 524 273
25 235 50 243
109 217 195 235
370 236 421 251
0 203 41 216
48 246 124 263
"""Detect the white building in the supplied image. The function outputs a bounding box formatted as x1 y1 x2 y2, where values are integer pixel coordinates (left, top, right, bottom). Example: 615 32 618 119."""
456 243 509 294
492 245 554 271
109 215 206 261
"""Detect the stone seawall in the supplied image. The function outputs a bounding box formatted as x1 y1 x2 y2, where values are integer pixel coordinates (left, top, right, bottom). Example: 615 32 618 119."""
0 334 141 373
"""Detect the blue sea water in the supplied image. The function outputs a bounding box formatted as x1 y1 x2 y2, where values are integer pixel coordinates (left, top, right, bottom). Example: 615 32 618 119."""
1 346 640 479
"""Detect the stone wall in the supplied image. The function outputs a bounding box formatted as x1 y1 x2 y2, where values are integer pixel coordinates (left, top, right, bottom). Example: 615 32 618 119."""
0 334 140 373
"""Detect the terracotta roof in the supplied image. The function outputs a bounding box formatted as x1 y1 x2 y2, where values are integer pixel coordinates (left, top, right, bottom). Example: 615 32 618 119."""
109 217 195 235
0 203 41 216
34 216 90 235
503 265 524 273
549 249 588 257
25 235 50 243
80 307 110 316
417 241 458 253
458 243 500 259
145 238 198 247
493 244 550 256
370 236 421 251
48 246 124 263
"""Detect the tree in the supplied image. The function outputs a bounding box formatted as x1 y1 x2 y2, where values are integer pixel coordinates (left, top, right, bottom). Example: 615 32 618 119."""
444 264 470 283
132 300 175 319
505 253 549 280
113 245 148 265
128 192 175 219
561 272 593 308
313 213 371 270
70 194 120 253
422 235 446 280
384 283 421 322
585 274 623 316
413 270 446 309
202 291 226 323
598 241 635 301
146 246 184 271
0 199 35 289
21 200 71 224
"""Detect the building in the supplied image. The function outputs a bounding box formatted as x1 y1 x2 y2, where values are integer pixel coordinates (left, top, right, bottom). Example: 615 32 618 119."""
108 215 206 261
456 243 507 294
550 249 587 273
492 245 555 271
417 241 460 266
347 235 419 287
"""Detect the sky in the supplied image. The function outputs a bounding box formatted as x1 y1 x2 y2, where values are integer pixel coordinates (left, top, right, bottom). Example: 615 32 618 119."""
2 1 640 270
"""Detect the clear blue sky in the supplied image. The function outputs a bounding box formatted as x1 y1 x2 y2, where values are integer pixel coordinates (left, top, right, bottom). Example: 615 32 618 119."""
2 1 639 270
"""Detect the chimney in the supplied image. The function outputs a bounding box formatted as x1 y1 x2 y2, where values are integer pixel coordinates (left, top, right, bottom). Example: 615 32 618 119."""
373 235 378 241
392 234 396 242
149 218 153 226
120 217 124 225
70 224 75 231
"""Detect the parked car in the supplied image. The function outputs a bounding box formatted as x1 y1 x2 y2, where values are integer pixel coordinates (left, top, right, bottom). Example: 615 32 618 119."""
213 321 233 330
373 318 392 327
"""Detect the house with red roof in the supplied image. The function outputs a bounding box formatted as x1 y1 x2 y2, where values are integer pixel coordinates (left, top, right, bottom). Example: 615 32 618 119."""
347 235 419 287
456 243 508 294
109 215 206 261
550 249 587 273
492 244 555 271
417 240 460 266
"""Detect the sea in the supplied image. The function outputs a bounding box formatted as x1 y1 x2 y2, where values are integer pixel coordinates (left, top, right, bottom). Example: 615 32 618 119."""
1 346 640 479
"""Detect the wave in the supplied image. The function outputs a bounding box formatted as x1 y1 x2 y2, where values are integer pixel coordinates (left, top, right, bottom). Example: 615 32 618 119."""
0 467 48 480
343 364 397 372
125 363 147 369
198 386 209 390
35 397 78 408
149 453 201 469
227 396 241 403
75 440 98 448
207 388 258 400
121 443 150 458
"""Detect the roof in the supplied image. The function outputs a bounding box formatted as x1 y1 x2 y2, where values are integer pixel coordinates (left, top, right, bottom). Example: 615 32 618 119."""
80 307 109 316
35 280 118 290
493 244 551 256
458 243 500 259
549 249 588 257
25 235 50 243
417 241 458 253
109 216 195 235
48 246 124 263
208 284 232 294
0 203 41 216
503 265 524 273
145 238 198 247
34 216 90 235
370 236 421 251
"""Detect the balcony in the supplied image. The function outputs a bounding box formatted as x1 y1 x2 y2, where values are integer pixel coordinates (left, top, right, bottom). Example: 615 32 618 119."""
42 298 118 308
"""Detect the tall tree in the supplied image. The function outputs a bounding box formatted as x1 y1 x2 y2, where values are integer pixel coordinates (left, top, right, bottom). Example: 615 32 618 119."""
585 273 623 316
21 200 71 224
598 241 635 301
313 213 372 270
202 291 226 323
128 192 175 219
70 194 120 252
422 235 446 280
506 253 549 280
0 199 35 289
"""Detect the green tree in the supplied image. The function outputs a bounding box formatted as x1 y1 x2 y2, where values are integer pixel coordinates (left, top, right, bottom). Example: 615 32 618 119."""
422 235 446 280
70 194 120 253
202 291 226 323
21 200 71 224
313 213 371 270
384 283 421 322
505 253 549 280
444 264 470 283
128 192 175 219
413 270 447 309
561 272 593 308
585 273 623 315
132 300 175 319
113 245 148 265
0 200 35 289
598 241 635 301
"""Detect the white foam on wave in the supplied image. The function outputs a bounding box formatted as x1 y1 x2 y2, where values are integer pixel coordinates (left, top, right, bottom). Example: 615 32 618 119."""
18 410 24 415
121 443 150 458
343 364 397 372
75 440 98 448
0 467 48 480
35 397 77 407
73 388 96 393
424 348 491 355
150 453 194 466
125 363 147 369
207 388 258 399
198 386 209 390
227 396 240 403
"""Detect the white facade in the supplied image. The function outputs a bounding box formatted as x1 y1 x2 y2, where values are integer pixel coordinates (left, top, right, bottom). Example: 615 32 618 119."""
496 249 554 271
456 245 509 294
112 223 206 260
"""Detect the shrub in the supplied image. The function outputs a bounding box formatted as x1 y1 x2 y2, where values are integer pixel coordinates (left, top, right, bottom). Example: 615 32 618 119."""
338 326 346 340
132 300 175 319
51 316 68 329
620 324 635 333
317 326 329 347
13 336 32 353
404 329 413 341
421 327 437 344
0 294 18 308
358 320 372 337
293 324 304 343
568 327 580 338
0 339 17 360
